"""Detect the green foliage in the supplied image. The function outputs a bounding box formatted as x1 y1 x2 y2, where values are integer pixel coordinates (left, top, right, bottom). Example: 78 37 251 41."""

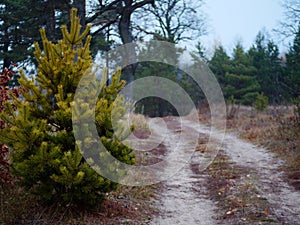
209 44 262 105
209 45 231 87
248 32 284 103
254 93 268 111
134 41 202 117
0 9 134 206
0 0 69 66
285 27 300 98
224 72 260 105
208 38 292 105
193 41 208 62
134 61 180 117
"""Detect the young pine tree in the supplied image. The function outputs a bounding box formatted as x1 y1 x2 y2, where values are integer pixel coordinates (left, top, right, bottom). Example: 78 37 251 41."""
0 8 134 206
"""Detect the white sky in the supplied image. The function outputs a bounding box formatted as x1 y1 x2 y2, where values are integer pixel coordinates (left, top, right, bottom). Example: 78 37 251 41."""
200 0 286 55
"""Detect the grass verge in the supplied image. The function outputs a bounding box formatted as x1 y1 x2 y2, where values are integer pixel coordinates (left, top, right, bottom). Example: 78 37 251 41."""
205 151 277 224
224 105 300 190
0 181 157 225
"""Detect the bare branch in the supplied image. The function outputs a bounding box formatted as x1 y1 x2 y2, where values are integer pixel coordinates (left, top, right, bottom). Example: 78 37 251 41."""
138 0 207 43
132 25 167 41
130 0 154 11
86 0 121 24
276 0 300 38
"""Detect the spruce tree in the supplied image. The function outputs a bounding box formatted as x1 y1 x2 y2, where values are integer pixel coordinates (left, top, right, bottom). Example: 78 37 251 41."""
209 45 231 89
248 32 284 103
224 72 260 105
225 44 260 105
0 8 134 206
134 41 201 116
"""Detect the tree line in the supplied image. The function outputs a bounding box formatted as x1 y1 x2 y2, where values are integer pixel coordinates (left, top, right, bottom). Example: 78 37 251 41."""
0 0 299 114
208 28 300 106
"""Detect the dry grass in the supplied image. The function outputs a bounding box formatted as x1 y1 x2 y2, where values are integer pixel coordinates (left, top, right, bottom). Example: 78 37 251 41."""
126 113 150 131
200 104 300 191
0 181 157 225
197 104 300 166
205 151 277 224
226 106 300 172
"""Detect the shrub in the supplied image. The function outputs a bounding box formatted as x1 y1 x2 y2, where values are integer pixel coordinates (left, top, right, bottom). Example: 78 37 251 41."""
254 93 268 111
226 95 240 119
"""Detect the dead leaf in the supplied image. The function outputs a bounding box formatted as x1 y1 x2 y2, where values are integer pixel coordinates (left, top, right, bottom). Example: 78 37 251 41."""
263 209 269 215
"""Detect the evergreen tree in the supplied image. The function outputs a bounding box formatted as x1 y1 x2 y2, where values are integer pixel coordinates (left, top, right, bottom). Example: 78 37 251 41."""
230 43 256 76
209 45 231 88
134 41 181 116
248 32 284 103
209 44 260 105
225 43 260 105
134 41 201 117
0 0 70 68
1 0 157 69
0 8 134 206
224 72 260 105
285 26 300 98
193 41 208 63
254 93 269 111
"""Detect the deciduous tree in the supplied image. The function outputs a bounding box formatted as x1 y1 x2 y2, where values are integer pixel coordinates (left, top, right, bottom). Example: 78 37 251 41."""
277 0 300 38
135 0 207 43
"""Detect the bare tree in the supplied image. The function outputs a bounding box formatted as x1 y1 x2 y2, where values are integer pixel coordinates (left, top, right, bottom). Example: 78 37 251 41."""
276 0 300 38
87 0 154 44
0 0 155 72
86 0 155 98
133 0 207 43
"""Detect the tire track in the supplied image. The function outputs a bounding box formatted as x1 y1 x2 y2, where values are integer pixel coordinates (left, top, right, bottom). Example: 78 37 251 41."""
148 117 217 225
183 118 300 224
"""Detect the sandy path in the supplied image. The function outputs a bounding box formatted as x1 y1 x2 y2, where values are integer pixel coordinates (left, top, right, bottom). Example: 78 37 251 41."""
128 116 300 224
149 118 217 225
183 118 300 224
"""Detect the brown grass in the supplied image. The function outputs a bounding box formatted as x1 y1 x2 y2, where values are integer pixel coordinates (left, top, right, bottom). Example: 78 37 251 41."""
205 151 277 224
0 181 157 225
198 104 300 191
228 106 300 172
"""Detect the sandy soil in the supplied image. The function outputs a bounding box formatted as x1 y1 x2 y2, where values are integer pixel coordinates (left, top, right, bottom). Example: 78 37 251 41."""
138 116 300 224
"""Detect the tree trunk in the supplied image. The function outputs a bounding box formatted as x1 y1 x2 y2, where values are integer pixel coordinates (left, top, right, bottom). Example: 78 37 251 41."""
73 0 86 26
118 2 137 99
3 57 11 72
2 28 10 72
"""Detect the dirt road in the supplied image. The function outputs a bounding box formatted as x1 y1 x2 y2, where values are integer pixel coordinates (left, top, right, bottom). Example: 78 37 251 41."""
149 117 217 224
144 117 300 224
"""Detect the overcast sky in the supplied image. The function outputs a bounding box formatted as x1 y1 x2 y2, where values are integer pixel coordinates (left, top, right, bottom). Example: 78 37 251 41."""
200 0 286 54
